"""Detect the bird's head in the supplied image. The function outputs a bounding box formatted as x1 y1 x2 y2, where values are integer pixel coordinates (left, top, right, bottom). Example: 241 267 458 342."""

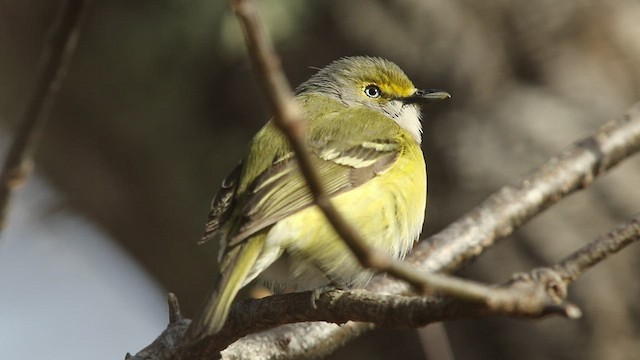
296 56 449 143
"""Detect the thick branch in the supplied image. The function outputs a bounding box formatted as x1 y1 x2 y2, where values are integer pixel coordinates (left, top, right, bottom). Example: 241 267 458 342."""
178 276 578 357
0 0 90 230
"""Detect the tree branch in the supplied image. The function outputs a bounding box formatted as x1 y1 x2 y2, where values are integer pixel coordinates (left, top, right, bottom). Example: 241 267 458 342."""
0 0 90 231
134 207 640 358
554 212 640 283
408 103 640 277
176 276 578 358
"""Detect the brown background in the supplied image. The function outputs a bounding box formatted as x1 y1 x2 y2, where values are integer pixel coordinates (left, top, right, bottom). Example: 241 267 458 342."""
1 1 639 359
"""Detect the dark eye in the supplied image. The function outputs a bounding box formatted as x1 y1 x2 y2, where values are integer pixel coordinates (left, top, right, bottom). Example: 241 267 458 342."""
364 85 381 98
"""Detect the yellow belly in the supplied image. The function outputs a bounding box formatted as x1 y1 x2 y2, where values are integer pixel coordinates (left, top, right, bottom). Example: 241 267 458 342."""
260 145 426 290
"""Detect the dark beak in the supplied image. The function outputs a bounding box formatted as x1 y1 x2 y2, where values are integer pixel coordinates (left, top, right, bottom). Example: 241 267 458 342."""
402 89 451 104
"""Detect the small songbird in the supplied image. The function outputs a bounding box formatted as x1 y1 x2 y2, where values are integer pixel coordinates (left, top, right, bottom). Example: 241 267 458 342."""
191 56 449 337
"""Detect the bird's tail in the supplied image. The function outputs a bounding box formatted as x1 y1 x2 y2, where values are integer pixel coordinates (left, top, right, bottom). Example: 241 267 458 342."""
187 236 265 340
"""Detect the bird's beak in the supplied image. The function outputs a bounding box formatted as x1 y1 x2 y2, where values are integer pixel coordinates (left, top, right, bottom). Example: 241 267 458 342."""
402 89 451 104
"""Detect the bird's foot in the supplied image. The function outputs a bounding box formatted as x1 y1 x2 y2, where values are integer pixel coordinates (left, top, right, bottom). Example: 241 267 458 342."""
310 282 347 309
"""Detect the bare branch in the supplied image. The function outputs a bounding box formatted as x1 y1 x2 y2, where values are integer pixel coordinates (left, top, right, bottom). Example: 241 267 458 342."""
168 293 183 325
408 103 640 277
0 0 90 230
140 228 616 360
178 276 580 357
554 212 640 283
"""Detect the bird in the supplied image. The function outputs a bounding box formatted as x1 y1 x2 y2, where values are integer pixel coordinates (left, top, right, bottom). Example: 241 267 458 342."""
190 56 449 338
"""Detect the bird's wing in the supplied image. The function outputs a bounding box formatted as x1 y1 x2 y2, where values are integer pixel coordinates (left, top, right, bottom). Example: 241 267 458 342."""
227 138 399 247
203 103 406 251
201 163 242 243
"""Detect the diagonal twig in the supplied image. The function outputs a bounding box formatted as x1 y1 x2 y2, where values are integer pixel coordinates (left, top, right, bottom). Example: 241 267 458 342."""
554 212 640 283
405 103 640 278
228 0 396 276
0 0 91 231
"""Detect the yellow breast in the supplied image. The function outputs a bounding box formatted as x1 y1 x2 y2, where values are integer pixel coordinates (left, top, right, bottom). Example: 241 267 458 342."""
262 139 427 290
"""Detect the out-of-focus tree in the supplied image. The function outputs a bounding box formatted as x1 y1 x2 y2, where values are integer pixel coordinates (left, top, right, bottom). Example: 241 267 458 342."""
1 1 639 359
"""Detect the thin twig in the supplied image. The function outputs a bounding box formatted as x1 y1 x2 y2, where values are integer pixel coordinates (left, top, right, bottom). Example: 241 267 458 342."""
0 0 90 230
228 0 392 274
129 294 191 359
554 212 640 283
168 293 183 325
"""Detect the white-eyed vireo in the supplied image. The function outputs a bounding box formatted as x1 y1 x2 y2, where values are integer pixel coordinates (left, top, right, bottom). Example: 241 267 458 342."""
193 56 449 337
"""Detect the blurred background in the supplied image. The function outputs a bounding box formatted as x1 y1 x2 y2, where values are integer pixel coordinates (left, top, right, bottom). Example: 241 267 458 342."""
1 0 639 359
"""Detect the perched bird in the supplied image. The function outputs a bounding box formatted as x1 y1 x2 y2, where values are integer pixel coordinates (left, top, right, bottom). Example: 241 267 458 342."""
191 56 449 337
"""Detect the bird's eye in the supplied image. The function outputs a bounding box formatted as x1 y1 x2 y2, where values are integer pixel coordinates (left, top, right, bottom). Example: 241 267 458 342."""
364 85 381 98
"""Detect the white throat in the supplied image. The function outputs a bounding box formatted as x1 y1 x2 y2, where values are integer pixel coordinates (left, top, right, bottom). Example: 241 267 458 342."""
386 101 423 144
